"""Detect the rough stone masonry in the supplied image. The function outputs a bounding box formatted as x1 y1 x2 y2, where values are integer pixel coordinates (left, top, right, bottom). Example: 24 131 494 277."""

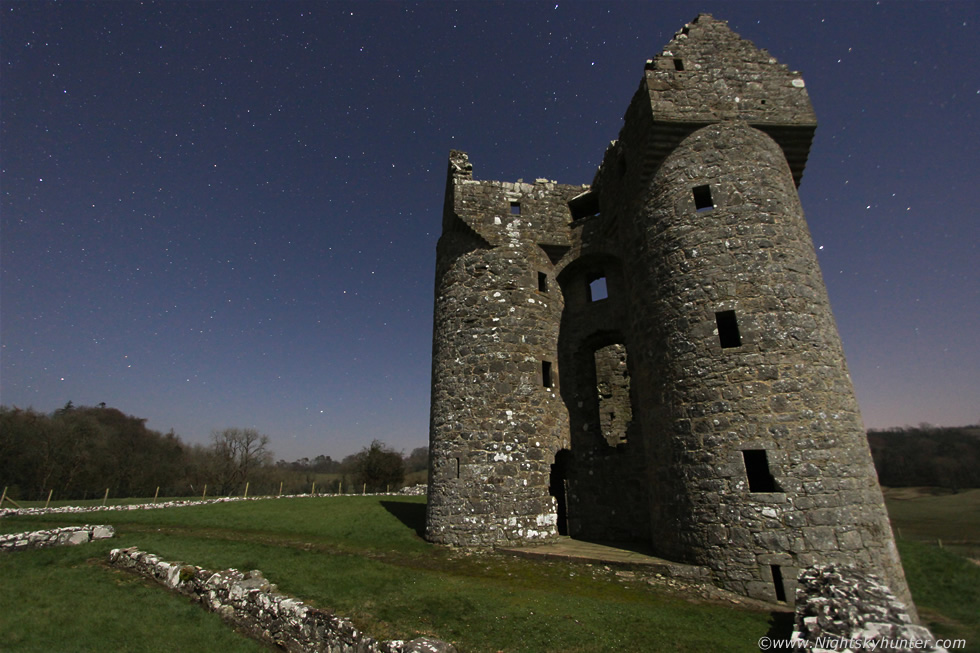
425 13 915 614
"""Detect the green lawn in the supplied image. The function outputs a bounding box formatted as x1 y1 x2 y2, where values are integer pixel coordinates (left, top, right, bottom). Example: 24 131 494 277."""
2 496 774 652
1 493 977 652
884 487 980 559
884 487 980 652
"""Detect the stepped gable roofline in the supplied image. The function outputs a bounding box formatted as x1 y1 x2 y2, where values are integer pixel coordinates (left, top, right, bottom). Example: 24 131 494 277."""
631 13 817 186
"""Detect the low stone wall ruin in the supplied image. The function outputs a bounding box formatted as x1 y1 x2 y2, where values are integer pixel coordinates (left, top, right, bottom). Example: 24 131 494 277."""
0 486 429 519
0 525 115 552
108 547 455 653
791 564 949 653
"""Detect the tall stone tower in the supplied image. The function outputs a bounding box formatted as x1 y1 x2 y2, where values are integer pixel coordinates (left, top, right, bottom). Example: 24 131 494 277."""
426 14 913 610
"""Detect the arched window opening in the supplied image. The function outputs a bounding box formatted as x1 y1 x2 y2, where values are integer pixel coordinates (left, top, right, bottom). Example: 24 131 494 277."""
594 343 631 447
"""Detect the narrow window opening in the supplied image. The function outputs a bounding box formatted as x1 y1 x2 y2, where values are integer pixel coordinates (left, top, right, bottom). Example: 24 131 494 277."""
453 457 460 479
509 201 521 215
673 58 685 71
742 449 779 493
568 191 600 220
715 310 742 348
693 184 714 212
588 276 608 301
542 361 553 388
537 271 548 292
771 565 787 602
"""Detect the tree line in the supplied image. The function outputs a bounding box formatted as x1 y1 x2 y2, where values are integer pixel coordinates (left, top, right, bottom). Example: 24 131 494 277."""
867 424 980 490
0 403 427 501
4 403 977 501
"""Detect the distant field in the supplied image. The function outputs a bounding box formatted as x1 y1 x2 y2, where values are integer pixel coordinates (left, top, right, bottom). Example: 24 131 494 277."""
882 487 980 648
883 487 980 560
1 492 977 652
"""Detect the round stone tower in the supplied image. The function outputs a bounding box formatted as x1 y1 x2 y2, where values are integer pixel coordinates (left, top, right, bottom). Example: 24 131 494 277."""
425 152 577 546
589 14 911 609
621 121 909 606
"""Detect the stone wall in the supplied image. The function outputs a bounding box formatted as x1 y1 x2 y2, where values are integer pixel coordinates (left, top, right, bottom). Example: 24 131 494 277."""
0 496 264 519
791 565 949 652
1 489 424 520
0 525 115 551
109 547 456 653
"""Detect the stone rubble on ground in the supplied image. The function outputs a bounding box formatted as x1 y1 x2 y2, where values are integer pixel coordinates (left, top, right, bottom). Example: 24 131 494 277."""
791 564 947 653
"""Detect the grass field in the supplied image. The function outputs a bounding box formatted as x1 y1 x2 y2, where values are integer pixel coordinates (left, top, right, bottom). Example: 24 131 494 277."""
1 491 977 652
883 487 980 560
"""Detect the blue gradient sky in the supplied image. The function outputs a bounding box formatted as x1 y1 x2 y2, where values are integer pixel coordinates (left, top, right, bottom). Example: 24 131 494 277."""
2 1 977 461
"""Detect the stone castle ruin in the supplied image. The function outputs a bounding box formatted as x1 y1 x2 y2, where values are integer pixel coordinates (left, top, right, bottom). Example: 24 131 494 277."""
425 14 913 609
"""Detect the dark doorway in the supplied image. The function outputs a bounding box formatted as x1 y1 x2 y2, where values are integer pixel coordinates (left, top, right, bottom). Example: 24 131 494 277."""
549 449 572 536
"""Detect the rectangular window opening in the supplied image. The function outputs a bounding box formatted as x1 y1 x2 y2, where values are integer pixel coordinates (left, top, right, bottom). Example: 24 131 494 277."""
453 457 460 479
568 190 600 220
542 361 553 388
716 310 742 348
510 201 521 215
537 271 548 292
743 449 779 493
771 565 787 602
693 184 714 212
588 276 608 301
673 58 685 71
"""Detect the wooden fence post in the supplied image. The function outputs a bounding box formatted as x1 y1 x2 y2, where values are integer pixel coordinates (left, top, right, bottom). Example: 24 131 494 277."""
363 483 366 495
45 489 53 508
202 484 207 499
153 487 160 504
337 480 342 495
102 488 110 506
278 481 283 497
0 488 23 509
244 482 249 499
311 482 316 496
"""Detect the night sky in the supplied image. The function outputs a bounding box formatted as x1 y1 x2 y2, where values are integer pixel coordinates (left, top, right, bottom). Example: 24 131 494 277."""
2 1 977 462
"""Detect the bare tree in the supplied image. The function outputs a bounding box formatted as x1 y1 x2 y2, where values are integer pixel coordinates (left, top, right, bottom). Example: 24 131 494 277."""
209 427 273 494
